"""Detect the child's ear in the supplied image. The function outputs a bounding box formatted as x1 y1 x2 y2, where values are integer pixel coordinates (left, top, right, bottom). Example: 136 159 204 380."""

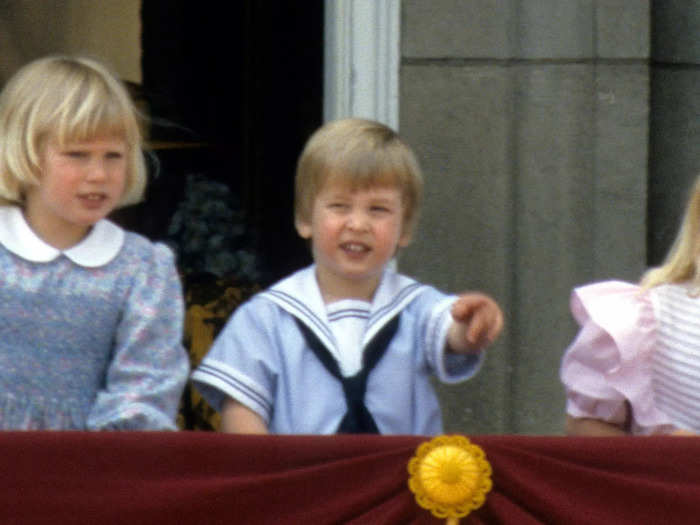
295 217 313 239
398 227 412 247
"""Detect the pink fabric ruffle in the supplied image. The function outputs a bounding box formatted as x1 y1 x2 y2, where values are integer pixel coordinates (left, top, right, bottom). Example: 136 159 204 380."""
561 280 674 434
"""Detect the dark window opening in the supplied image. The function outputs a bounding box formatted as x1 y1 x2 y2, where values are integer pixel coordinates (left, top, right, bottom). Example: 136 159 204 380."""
117 1 323 287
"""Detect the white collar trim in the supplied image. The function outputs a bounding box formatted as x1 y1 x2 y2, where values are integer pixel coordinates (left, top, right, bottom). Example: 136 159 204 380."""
0 206 125 267
262 264 426 349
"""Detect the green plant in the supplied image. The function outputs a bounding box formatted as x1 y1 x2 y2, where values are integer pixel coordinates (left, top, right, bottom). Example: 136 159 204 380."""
167 173 259 282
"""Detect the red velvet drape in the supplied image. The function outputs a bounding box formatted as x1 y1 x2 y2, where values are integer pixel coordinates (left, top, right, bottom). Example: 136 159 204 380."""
2 432 700 524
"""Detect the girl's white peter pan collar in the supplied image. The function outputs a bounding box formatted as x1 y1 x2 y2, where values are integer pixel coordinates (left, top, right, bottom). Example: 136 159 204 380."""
0 206 124 267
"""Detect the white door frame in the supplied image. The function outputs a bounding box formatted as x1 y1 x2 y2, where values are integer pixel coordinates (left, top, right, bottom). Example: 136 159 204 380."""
323 0 400 130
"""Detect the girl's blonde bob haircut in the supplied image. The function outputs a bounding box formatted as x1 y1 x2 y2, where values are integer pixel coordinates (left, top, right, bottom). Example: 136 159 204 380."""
0 55 146 206
642 175 700 290
295 118 423 238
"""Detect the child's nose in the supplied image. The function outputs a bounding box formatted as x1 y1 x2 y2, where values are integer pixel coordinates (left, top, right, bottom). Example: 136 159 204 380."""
86 160 108 181
346 211 370 231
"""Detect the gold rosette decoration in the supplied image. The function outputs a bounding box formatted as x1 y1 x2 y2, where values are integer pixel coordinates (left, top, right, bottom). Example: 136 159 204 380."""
408 435 492 524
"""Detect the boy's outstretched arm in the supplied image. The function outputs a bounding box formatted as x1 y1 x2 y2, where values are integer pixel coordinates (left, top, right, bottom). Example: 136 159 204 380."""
447 292 504 353
220 397 269 434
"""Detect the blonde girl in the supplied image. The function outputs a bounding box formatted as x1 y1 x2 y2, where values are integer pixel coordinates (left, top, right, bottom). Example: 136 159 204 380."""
561 175 700 435
0 55 188 430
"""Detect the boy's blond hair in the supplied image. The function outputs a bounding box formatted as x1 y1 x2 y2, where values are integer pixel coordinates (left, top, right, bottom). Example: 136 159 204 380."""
294 118 423 238
642 174 700 290
0 55 146 207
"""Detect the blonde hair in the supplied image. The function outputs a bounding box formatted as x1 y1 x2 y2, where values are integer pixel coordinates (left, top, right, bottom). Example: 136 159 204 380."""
0 55 146 206
294 118 423 238
642 175 700 289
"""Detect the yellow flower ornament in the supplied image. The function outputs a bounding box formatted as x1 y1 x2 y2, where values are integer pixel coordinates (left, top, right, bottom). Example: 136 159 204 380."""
408 435 492 523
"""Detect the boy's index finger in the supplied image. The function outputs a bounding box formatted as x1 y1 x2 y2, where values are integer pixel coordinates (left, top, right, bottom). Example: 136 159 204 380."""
451 293 490 321
466 314 487 343
451 293 504 346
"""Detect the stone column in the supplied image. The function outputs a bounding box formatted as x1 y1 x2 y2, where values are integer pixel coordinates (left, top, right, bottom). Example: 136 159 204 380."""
648 3 700 264
399 1 650 434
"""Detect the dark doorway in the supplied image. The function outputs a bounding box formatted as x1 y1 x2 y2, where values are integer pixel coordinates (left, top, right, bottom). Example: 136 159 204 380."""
129 2 324 430
133 1 323 286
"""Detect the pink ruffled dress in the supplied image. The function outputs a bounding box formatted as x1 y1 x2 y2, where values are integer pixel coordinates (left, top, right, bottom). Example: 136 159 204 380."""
561 280 700 435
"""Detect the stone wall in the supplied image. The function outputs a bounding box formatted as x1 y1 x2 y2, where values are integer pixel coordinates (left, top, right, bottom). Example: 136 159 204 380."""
0 1 141 84
399 1 652 434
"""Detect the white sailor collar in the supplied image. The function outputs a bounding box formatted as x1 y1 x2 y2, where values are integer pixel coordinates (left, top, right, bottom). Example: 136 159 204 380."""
0 205 125 267
262 264 426 350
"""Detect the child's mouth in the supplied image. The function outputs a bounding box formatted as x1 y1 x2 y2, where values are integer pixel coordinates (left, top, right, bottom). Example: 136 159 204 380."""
79 193 108 206
341 242 369 254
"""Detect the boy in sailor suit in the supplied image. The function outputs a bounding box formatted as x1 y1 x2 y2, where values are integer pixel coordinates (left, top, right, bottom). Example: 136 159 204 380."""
192 118 503 435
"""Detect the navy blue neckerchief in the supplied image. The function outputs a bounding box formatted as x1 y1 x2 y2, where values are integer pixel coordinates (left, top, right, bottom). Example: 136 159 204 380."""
294 314 401 434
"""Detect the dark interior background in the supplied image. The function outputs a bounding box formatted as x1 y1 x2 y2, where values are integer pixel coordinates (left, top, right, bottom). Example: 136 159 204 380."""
116 1 324 286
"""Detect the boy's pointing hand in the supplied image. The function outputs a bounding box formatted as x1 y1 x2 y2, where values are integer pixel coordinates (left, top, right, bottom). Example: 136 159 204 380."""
448 293 504 353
